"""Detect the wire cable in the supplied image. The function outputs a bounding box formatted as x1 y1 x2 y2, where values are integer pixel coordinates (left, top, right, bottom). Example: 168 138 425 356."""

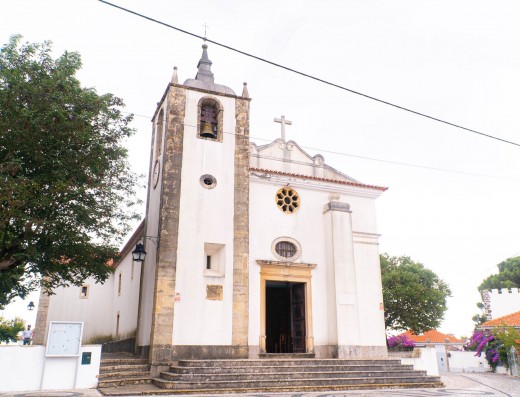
125 111 519 181
98 0 520 148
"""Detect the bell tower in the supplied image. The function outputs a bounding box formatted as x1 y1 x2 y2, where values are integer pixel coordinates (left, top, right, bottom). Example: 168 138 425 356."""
136 44 251 371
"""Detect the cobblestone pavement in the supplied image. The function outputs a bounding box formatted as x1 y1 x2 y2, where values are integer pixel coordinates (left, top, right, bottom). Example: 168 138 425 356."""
1 373 519 397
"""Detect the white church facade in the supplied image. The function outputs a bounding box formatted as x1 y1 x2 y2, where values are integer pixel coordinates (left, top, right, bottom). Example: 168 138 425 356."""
34 44 389 371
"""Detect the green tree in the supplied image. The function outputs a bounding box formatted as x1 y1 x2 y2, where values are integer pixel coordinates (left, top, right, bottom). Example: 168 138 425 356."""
0 316 25 344
380 253 452 333
494 326 520 366
0 35 140 308
478 256 520 292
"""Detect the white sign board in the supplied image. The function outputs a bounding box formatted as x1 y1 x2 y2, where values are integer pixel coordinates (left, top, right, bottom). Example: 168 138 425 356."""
46 321 83 357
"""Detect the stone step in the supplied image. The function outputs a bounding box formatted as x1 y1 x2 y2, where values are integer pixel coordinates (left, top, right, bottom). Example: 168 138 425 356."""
153 375 442 390
161 369 427 382
100 358 148 366
259 353 315 359
98 371 151 380
100 364 150 373
177 358 403 367
170 363 414 374
100 380 443 396
98 377 153 388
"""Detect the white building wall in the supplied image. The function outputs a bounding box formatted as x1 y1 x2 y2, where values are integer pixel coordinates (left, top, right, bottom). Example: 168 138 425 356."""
485 288 520 319
172 90 236 345
353 237 387 347
112 252 142 340
46 276 114 343
248 181 330 347
248 175 386 355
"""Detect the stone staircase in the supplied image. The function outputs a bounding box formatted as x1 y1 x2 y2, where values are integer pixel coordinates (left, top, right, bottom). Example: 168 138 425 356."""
97 353 152 390
152 358 443 394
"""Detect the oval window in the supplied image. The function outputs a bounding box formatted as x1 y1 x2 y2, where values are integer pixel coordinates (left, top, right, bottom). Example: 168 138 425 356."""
271 237 302 261
275 241 297 259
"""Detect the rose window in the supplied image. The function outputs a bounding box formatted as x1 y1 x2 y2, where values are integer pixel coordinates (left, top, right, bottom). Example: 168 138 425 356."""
276 187 300 213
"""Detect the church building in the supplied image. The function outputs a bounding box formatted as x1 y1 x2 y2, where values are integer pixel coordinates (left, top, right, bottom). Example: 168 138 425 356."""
34 44 389 372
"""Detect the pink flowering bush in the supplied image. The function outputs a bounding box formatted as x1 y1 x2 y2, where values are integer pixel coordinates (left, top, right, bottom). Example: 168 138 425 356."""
387 334 415 350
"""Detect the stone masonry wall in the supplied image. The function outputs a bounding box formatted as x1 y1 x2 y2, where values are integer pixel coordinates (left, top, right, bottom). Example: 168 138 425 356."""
149 85 186 365
232 97 250 354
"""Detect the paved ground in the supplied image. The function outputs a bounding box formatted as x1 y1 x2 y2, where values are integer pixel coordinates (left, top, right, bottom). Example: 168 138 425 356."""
2 373 519 397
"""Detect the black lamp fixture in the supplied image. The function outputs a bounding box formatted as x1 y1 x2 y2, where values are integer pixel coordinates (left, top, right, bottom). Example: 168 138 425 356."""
27 301 35 311
132 243 147 262
131 236 159 263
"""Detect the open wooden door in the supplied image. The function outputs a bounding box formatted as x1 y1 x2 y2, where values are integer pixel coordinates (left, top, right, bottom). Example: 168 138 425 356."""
291 283 306 353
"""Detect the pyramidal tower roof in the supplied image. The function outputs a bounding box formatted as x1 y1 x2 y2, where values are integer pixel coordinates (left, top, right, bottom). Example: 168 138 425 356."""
183 43 236 95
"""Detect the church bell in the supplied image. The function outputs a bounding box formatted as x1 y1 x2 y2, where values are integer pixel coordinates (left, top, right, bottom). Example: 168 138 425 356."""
200 122 217 139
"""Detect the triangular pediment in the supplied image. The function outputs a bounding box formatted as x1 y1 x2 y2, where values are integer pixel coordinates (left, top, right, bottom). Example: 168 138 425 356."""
249 139 359 182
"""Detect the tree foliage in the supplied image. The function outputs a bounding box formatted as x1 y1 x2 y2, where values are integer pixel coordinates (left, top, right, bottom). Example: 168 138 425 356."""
0 316 25 344
478 256 520 292
380 253 452 333
0 35 140 308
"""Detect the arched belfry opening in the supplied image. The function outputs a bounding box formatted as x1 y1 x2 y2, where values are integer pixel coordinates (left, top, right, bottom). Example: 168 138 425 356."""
198 97 223 141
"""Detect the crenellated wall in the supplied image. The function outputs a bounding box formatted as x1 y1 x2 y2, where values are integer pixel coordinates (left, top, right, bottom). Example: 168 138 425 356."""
482 288 520 320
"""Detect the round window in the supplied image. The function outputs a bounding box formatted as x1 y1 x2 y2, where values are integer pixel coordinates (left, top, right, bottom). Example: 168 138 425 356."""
200 174 217 189
275 187 300 213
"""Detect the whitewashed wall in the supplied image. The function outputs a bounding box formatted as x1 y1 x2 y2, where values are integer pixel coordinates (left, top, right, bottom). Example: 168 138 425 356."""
112 251 142 340
400 347 439 376
248 173 386 355
0 345 101 391
172 90 237 345
486 288 520 319
448 351 491 372
46 276 114 343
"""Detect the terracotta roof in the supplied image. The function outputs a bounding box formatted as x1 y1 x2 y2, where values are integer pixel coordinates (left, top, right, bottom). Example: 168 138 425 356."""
400 330 463 344
481 310 520 328
249 167 388 191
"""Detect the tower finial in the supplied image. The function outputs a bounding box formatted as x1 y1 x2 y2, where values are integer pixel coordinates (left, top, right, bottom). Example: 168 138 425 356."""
195 43 214 83
171 66 178 84
242 82 249 98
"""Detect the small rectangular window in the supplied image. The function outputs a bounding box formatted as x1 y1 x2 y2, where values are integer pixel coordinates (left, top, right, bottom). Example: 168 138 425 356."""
118 273 122 296
203 243 225 277
80 285 89 299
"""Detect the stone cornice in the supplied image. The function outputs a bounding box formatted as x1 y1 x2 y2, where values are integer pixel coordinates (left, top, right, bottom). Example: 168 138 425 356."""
250 172 385 199
256 260 317 269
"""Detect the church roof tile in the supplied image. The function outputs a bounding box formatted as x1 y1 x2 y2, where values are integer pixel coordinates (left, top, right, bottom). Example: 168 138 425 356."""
400 329 463 344
249 167 388 191
481 310 520 327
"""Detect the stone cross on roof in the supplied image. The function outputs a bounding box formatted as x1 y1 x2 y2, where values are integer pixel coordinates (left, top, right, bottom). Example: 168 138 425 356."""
274 115 292 142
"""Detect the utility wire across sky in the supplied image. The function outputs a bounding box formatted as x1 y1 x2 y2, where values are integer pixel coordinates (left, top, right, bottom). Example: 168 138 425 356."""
124 110 518 182
99 0 520 148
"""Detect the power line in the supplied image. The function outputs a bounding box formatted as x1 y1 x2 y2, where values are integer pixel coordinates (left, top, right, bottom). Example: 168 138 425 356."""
98 0 520 148
125 111 519 181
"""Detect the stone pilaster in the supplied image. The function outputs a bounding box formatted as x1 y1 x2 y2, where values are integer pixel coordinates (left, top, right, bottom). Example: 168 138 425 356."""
323 201 360 357
32 288 50 345
232 97 250 352
149 85 186 366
